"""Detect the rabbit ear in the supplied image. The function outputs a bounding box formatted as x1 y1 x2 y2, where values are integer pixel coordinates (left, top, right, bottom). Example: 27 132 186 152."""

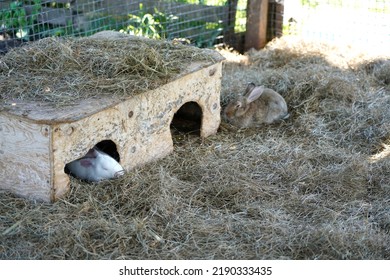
246 86 265 103
85 148 98 158
244 82 256 95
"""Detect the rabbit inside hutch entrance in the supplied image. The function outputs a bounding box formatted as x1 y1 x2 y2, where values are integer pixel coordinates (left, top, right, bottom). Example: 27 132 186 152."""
64 139 124 182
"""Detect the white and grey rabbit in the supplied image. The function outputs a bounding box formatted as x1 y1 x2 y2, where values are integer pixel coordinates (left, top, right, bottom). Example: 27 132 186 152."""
223 82 289 128
65 147 124 182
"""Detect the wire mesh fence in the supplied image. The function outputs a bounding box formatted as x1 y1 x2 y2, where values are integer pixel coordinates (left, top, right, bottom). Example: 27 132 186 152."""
283 0 390 53
268 0 284 40
0 0 247 53
1 0 389 54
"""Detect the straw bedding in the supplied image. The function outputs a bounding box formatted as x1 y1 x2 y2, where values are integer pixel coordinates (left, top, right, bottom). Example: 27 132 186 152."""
0 35 217 106
1 36 389 259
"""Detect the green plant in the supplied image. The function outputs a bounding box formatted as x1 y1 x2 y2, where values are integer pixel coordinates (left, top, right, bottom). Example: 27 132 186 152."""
123 13 161 39
0 0 41 39
120 4 178 39
0 0 80 40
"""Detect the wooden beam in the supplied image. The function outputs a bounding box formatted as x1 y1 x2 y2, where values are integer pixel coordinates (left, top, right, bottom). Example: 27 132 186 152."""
245 0 269 51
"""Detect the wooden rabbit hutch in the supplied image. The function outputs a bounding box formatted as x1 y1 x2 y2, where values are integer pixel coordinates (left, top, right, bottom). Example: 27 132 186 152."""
0 31 224 202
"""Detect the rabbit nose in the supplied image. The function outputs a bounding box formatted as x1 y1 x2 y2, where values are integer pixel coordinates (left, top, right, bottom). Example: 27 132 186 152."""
225 110 234 118
115 170 125 178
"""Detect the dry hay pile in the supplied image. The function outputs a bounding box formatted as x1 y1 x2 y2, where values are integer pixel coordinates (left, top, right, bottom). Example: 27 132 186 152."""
0 35 217 106
1 36 389 260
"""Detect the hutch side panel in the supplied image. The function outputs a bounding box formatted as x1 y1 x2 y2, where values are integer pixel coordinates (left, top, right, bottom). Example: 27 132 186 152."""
0 114 52 201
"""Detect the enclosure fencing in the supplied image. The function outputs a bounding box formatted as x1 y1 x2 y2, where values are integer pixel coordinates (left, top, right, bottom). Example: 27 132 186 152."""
0 0 248 53
1 0 389 54
283 0 390 54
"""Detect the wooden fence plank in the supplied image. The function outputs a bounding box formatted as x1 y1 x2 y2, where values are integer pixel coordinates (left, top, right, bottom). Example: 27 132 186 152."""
245 0 269 50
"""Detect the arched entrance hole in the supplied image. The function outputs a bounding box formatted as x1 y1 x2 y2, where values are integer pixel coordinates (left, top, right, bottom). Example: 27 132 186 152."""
170 102 202 143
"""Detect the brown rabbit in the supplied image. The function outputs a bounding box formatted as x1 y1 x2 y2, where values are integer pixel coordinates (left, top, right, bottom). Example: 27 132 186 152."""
223 83 289 128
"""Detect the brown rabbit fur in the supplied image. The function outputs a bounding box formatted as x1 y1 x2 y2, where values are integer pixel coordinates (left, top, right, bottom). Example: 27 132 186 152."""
223 83 289 128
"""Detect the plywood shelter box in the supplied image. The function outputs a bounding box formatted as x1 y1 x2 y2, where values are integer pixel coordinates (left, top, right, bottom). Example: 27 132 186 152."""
0 31 224 202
